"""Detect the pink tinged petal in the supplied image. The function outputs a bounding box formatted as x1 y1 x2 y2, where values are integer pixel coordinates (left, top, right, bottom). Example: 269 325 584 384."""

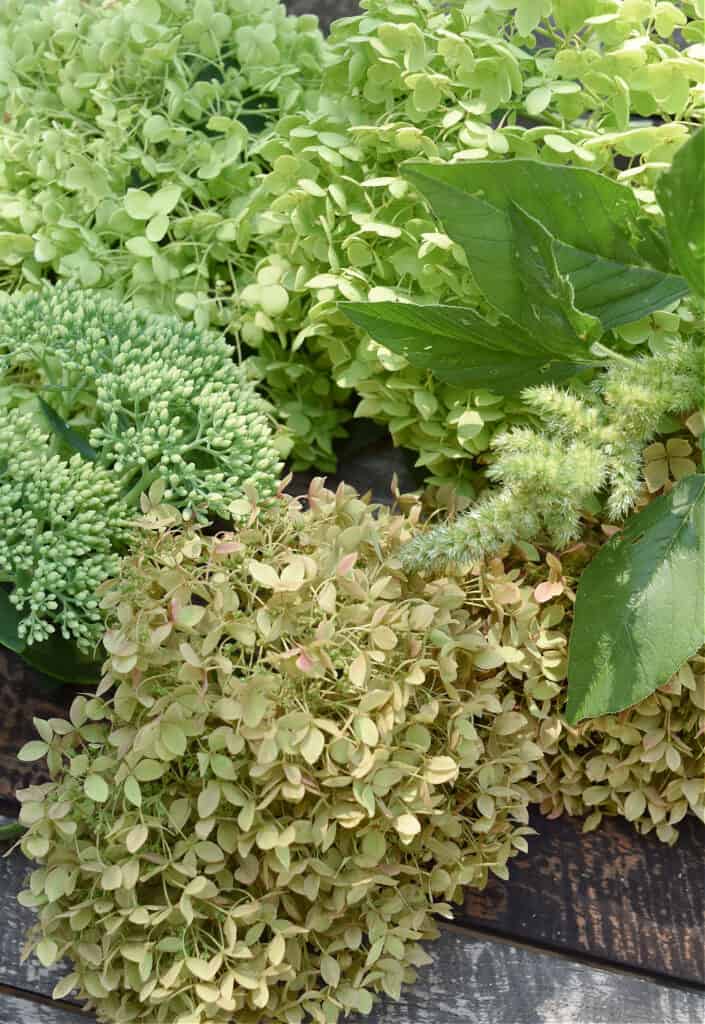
533 580 564 604
336 552 358 576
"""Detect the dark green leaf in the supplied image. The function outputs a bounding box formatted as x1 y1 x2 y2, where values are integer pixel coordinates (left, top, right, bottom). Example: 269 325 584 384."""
509 203 601 344
21 634 101 686
403 158 647 269
340 301 602 394
38 397 98 462
656 127 704 298
0 587 25 653
402 160 680 330
566 474 705 723
0 822 25 842
555 243 690 329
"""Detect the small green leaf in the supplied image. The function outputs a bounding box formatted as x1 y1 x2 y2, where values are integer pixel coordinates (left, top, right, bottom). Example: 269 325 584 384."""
0 821 25 841
84 774 110 802
567 474 705 723
17 740 49 762
125 188 155 220
38 397 98 462
656 127 704 297
124 776 142 808
341 301 602 394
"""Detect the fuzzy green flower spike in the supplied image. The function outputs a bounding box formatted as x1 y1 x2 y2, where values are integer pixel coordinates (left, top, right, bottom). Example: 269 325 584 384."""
0 282 281 656
401 342 704 573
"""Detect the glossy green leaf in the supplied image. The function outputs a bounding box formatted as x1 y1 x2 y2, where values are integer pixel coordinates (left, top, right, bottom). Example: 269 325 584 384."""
38 398 98 462
508 203 601 344
0 587 25 653
567 474 705 723
555 243 690 329
403 159 647 267
20 634 102 685
403 159 682 328
341 301 602 394
656 127 704 297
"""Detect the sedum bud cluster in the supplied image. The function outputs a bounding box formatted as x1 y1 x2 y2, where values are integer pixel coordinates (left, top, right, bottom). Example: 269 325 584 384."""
401 341 704 572
0 282 282 651
0 414 126 650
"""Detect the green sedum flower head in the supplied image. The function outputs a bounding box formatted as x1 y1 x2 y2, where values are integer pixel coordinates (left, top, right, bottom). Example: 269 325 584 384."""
0 413 126 650
0 282 281 652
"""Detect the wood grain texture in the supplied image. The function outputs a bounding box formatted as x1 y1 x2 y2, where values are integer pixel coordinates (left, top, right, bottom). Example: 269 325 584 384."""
0 648 73 813
0 993 89 1024
462 809 705 987
363 927 705 1024
2 840 703 1024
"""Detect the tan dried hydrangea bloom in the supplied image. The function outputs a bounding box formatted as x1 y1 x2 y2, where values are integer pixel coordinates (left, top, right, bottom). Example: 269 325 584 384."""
16 480 703 1023
17 480 538 1024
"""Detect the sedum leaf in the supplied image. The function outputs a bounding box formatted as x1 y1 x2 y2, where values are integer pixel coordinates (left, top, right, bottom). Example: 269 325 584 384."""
567 474 705 723
341 301 602 394
38 397 98 462
0 587 25 653
656 126 704 298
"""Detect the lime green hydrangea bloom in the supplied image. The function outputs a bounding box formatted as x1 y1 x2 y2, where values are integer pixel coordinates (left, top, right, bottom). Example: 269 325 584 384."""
0 282 282 652
0 0 324 324
242 0 704 482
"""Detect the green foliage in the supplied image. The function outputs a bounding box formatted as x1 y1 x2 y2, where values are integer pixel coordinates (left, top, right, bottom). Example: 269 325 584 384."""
17 482 539 1023
399 345 703 568
0 0 701 482
399 159 688 327
241 0 704 480
567 475 705 722
0 0 324 326
656 127 705 298
0 282 280 657
347 133 704 720
342 300 603 394
343 156 694 391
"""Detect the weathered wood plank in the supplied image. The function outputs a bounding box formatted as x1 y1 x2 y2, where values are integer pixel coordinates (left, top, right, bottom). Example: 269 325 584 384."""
0 648 74 813
2 838 704 1024
462 809 705 986
0 992 88 1024
365 927 705 1024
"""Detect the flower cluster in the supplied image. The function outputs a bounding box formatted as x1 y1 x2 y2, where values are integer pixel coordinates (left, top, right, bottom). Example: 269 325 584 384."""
17 481 538 1023
0 0 324 324
1 0 701 481
242 0 704 476
0 413 125 650
16 481 703 1022
0 282 281 651
400 341 704 571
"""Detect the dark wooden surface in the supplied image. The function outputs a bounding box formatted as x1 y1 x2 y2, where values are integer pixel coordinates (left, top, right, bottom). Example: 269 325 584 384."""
2 836 703 1024
462 810 705 987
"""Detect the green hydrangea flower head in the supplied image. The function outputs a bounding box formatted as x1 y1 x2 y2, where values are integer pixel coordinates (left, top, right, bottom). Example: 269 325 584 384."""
0 281 282 653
